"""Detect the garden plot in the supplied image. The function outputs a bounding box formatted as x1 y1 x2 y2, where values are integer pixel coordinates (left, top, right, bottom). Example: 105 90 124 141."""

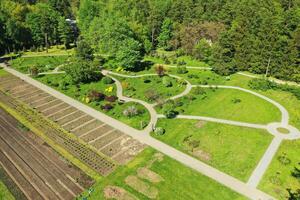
0 91 117 176
56 110 85 125
91 130 123 149
113 140 146 164
0 74 147 171
30 96 56 107
0 108 94 200
35 99 63 112
80 124 114 142
41 102 70 116
49 106 77 120
7 84 33 95
16 89 43 99
72 119 104 137
62 115 94 131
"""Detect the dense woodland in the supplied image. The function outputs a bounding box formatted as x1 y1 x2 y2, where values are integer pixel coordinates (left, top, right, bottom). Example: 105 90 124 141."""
0 0 300 82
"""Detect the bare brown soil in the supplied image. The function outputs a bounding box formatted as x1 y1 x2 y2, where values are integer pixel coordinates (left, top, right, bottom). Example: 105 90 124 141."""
137 167 164 183
0 108 94 200
104 186 138 200
195 120 207 128
125 176 158 199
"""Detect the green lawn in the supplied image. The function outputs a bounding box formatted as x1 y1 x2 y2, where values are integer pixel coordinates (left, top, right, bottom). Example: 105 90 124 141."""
9 55 71 73
10 56 70 73
0 181 15 200
152 119 272 181
259 139 300 199
157 87 281 124
112 75 186 103
80 148 246 200
36 74 150 130
226 74 300 130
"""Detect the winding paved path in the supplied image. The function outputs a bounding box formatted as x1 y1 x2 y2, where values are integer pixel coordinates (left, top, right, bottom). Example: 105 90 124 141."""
1 65 278 200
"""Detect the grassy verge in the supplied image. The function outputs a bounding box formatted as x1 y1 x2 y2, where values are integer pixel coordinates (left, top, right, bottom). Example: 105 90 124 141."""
36 74 150 129
259 139 300 199
152 119 272 181
156 87 281 124
0 180 15 200
80 148 246 200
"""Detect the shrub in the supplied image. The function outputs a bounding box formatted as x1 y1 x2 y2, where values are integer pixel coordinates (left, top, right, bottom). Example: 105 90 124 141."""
145 89 160 102
143 77 151 83
88 90 105 101
65 61 101 84
162 76 173 87
28 66 39 77
154 127 165 135
123 106 139 117
192 87 206 95
232 98 241 104
277 153 291 165
59 80 69 90
177 60 187 66
176 66 188 74
248 78 276 91
155 64 166 77
101 104 113 111
105 95 118 102
102 77 114 84
162 103 177 118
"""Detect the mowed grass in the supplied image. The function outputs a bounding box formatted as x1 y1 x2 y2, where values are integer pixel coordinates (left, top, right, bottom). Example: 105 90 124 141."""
259 139 300 199
227 74 300 130
36 74 150 129
113 75 186 103
9 55 71 73
157 87 281 124
80 148 246 200
152 119 272 181
0 181 15 200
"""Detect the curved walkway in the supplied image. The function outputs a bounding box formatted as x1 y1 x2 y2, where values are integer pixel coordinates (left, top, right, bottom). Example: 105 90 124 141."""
104 69 300 191
4 65 300 199
2 64 276 200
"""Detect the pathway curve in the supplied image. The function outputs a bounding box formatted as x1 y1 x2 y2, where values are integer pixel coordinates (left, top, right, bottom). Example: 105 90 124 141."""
1 64 277 200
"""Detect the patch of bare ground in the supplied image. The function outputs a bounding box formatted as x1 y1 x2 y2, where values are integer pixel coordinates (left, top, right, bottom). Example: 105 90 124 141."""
195 120 207 128
146 153 164 168
137 167 164 183
191 149 211 162
104 186 138 200
125 175 158 199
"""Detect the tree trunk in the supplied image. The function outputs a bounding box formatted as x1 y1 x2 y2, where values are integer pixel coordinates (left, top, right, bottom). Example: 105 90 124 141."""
265 57 271 78
45 33 48 53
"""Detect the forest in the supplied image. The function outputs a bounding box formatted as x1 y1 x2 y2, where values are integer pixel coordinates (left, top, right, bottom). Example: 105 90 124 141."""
0 0 299 82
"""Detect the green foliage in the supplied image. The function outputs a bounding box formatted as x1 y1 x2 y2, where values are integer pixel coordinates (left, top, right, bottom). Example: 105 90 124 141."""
194 39 212 63
248 79 276 91
162 103 177 118
158 18 173 50
176 66 188 74
162 76 173 87
75 39 94 61
58 16 73 49
64 61 101 84
102 77 113 84
154 127 165 135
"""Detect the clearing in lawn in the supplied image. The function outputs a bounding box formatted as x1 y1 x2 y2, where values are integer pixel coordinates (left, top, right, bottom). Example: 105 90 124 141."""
259 139 300 200
152 119 273 181
36 74 150 130
80 148 247 200
156 87 282 124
